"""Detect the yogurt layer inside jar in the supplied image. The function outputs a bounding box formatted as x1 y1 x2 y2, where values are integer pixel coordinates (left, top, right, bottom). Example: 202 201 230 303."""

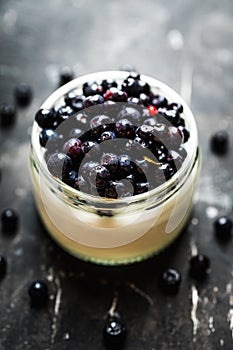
29 71 200 265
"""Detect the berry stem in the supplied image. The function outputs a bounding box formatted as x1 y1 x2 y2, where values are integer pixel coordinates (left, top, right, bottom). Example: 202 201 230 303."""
143 156 162 166
127 282 153 306
108 292 119 318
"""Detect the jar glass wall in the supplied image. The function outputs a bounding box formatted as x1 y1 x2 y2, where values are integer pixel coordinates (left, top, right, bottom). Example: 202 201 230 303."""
29 71 200 265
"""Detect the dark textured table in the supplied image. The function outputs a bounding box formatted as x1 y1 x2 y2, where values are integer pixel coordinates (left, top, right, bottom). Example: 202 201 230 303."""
0 1 233 349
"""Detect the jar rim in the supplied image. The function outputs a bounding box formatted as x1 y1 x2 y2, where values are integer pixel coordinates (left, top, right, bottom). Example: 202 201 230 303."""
31 70 199 206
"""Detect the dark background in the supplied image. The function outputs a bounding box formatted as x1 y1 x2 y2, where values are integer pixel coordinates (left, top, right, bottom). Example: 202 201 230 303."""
0 0 233 349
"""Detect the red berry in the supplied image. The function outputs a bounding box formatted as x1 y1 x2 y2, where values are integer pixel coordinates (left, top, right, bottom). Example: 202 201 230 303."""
148 105 157 116
104 89 114 100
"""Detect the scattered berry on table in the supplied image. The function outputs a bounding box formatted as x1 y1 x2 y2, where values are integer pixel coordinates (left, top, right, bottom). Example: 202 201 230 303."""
1 208 19 233
0 256 7 279
0 104 16 127
103 315 126 349
59 66 74 86
189 254 210 280
214 216 232 241
159 268 182 294
210 130 229 155
14 82 33 107
28 280 49 308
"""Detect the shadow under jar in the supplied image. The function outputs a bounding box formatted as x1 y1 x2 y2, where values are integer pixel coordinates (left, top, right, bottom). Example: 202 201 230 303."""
29 71 200 265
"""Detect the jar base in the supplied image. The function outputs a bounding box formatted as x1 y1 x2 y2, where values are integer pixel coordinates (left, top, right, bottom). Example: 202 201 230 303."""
35 195 193 265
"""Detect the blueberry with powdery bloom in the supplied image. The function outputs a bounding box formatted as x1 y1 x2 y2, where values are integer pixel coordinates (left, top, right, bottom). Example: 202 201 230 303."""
178 125 190 143
104 181 127 199
55 105 75 123
122 75 150 97
100 153 119 173
80 161 99 178
167 102 183 114
104 88 128 103
46 153 73 179
157 107 181 126
90 115 112 139
63 138 82 158
69 127 83 138
117 106 141 123
39 129 60 148
83 81 103 96
114 119 135 139
81 141 100 158
73 175 89 192
63 170 79 187
90 115 112 129
167 150 183 170
135 125 155 141
99 130 116 143
89 165 110 189
84 94 105 108
101 79 118 93
139 93 151 107
65 92 84 112
134 182 149 195
151 94 168 108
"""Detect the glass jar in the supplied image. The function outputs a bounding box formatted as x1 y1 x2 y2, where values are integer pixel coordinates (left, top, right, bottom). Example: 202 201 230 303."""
29 71 200 265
